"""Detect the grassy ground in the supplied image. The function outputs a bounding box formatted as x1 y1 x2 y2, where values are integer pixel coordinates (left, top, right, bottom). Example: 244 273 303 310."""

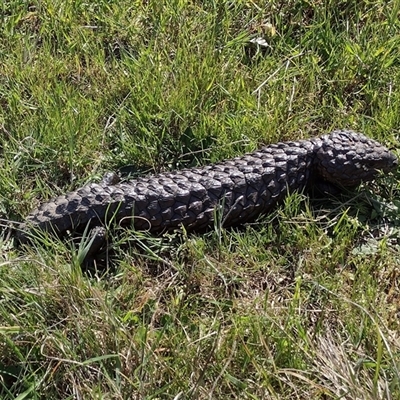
1 0 400 398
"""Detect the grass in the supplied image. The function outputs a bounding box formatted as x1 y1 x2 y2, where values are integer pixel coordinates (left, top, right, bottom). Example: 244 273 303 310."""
1 0 400 398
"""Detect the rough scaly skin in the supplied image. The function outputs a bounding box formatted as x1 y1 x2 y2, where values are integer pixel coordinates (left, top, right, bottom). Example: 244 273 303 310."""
18 130 398 241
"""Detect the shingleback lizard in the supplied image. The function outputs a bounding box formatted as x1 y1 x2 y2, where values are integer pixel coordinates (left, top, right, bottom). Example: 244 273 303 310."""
17 130 398 245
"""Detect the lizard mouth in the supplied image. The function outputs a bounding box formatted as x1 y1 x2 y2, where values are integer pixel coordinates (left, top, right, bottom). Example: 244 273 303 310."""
388 151 398 168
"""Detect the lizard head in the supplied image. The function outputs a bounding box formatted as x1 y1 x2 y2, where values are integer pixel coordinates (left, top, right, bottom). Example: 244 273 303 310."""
314 130 397 187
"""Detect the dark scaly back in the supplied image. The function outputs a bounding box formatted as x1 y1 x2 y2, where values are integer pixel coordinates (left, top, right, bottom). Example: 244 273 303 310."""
20 137 315 238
